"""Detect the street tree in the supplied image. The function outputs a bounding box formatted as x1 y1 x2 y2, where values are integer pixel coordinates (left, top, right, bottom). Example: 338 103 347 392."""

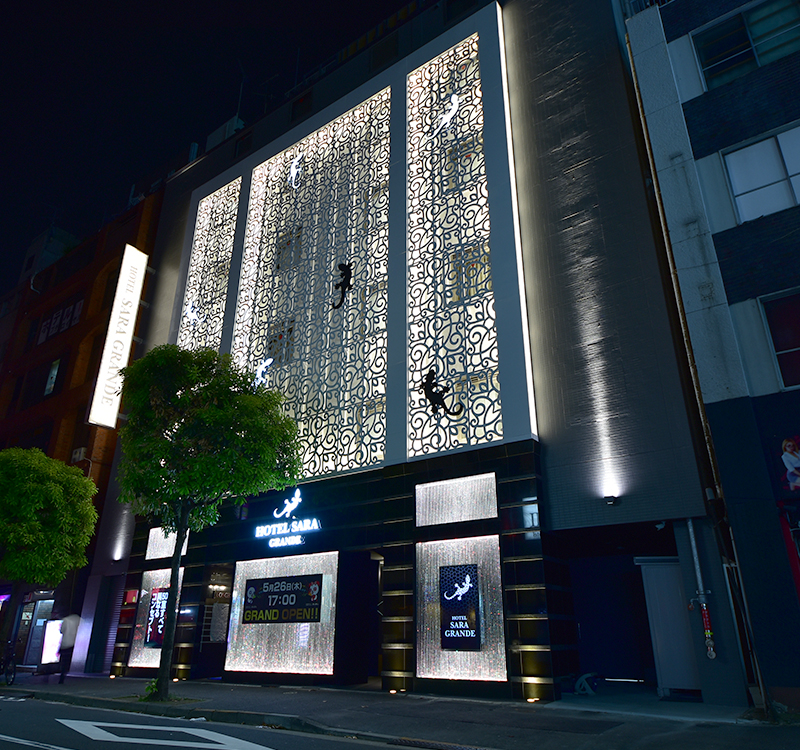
117 344 301 700
0 448 98 646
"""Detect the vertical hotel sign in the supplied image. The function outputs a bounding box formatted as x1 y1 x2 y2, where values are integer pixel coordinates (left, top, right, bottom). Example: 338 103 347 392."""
88 244 148 428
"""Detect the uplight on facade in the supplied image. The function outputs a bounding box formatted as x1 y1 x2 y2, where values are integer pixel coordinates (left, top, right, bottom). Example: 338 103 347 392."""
88 244 148 428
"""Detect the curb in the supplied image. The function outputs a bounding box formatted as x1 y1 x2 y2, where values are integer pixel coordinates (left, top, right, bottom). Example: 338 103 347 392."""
1 687 403 743
2 688 325 730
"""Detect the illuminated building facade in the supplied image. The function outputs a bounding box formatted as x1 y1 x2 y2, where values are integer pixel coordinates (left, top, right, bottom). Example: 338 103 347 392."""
86 0 783 705
627 0 800 710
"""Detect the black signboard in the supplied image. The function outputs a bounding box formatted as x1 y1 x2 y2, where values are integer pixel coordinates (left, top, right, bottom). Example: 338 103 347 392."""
440 564 481 650
242 574 322 624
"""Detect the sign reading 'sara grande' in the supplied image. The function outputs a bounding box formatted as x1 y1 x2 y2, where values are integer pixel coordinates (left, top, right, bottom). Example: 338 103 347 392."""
440 564 481 651
88 244 148 428
242 574 322 624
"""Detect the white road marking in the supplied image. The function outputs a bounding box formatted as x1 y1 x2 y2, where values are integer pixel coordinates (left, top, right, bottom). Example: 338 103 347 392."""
57 719 274 749
0 733 73 750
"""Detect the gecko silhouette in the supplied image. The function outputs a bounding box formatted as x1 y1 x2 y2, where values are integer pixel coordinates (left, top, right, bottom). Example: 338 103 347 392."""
332 263 353 309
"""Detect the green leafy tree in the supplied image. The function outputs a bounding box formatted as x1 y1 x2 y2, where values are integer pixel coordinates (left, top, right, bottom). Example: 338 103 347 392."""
0 448 98 646
118 344 301 700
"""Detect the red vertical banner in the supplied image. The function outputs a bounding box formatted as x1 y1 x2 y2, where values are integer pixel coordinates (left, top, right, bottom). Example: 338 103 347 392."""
145 587 169 647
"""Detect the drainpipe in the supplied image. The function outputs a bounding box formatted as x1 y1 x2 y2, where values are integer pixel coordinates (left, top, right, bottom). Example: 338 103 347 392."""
626 29 766 706
686 518 716 660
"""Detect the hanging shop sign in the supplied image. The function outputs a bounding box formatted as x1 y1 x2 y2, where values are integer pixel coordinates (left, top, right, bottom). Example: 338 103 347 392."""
440 564 481 650
254 489 321 548
242 574 322 623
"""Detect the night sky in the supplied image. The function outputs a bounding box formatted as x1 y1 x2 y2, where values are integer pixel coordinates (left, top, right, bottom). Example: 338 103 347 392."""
2 0 406 294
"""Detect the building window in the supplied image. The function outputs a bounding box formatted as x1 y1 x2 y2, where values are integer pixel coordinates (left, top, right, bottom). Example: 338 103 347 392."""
44 360 60 396
763 292 800 388
724 124 800 222
447 242 491 304
265 318 296 366
694 0 800 89
274 226 303 272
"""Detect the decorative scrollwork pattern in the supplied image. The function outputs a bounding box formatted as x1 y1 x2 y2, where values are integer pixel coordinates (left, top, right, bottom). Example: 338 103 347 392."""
407 35 503 456
177 177 242 351
233 89 391 478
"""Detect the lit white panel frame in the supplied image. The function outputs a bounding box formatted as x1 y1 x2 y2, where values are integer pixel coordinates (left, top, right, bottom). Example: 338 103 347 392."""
128 568 184 668
145 527 189 560
177 177 242 351
416 536 506 681
407 34 503 456
225 552 338 674
88 244 148 428
416 473 497 527
233 89 391 478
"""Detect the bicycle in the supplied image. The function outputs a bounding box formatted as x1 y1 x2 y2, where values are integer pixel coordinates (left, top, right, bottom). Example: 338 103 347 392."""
1 641 16 686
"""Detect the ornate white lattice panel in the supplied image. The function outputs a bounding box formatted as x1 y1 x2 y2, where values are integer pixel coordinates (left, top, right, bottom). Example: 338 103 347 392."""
407 35 503 457
177 177 242 351
233 89 391 478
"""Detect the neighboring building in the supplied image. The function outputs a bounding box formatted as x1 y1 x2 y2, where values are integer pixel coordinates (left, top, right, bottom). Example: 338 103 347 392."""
626 0 800 711
17 227 78 291
0 193 161 668
80 0 783 707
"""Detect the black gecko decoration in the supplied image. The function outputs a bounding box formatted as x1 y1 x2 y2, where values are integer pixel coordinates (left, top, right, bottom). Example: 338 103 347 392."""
332 262 353 309
420 368 463 416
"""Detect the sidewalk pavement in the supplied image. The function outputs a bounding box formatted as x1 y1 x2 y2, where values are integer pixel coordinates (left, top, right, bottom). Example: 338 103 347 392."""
0 671 762 749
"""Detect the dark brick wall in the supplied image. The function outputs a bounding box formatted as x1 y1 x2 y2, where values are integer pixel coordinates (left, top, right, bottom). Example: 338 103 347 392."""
713 206 800 304
683 52 800 160
660 0 750 42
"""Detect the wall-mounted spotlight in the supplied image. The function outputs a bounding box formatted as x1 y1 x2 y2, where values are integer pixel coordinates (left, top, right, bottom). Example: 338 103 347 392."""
604 495 619 506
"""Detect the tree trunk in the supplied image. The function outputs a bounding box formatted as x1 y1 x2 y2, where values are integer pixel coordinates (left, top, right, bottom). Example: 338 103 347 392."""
153 507 189 701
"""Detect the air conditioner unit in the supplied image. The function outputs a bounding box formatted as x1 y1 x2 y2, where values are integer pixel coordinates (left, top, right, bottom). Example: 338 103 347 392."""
71 447 86 464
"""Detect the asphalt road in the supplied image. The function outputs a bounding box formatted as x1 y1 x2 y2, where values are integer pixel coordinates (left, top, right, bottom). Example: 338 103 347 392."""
0 693 798 750
0 698 383 750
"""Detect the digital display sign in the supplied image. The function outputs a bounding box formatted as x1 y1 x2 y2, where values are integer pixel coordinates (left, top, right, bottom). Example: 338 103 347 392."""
440 564 481 650
242 574 322 624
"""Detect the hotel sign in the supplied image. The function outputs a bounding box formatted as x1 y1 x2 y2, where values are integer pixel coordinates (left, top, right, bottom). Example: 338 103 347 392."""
254 489 321 549
440 564 481 650
88 244 148 428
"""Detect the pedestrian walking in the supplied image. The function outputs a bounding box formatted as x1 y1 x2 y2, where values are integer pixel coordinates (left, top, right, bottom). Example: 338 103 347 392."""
59 613 80 684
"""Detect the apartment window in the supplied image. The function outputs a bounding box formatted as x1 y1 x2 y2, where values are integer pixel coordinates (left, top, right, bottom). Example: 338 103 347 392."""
724 124 800 222
274 226 303 272
694 0 800 89
763 292 800 387
447 242 492 304
265 318 296 366
44 360 60 396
